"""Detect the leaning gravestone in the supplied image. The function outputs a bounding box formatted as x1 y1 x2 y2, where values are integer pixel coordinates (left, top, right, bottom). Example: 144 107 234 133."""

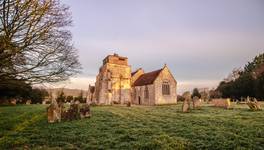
246 97 262 111
47 100 61 123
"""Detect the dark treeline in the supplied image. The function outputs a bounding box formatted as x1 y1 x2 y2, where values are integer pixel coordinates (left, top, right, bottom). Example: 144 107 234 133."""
217 53 264 100
0 79 48 104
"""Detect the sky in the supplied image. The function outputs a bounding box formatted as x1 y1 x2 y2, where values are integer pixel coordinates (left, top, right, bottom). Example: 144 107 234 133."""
51 0 264 94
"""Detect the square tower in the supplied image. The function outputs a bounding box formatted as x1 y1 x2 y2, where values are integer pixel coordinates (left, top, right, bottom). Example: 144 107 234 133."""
94 53 132 105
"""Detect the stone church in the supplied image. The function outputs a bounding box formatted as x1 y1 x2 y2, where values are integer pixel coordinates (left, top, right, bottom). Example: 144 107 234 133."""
90 53 177 105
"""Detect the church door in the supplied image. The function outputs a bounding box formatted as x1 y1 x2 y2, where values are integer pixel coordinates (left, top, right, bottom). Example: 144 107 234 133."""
138 96 141 105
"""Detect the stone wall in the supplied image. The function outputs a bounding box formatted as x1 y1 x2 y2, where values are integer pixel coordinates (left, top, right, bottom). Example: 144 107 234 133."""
132 66 177 105
94 54 132 105
132 84 155 105
154 66 177 105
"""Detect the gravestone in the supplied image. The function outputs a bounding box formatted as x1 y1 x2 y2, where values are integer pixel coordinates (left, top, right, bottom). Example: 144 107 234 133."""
47 100 61 123
48 100 93 123
182 100 189 112
182 92 192 112
26 100 31 105
62 103 80 121
246 97 261 111
10 99 17 105
80 104 91 118
192 96 201 109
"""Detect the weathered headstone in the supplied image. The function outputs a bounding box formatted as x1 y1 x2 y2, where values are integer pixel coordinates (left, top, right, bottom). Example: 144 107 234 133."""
47 98 93 123
80 104 91 118
26 100 31 105
62 103 80 121
182 100 189 112
10 99 17 105
182 92 192 112
47 100 61 123
246 97 261 111
192 96 201 109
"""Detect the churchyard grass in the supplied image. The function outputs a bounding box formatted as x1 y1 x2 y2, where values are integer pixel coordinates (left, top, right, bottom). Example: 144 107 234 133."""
0 103 263 149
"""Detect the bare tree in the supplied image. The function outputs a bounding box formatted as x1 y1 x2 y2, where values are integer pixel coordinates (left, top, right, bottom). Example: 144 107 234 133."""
223 68 243 83
0 0 81 84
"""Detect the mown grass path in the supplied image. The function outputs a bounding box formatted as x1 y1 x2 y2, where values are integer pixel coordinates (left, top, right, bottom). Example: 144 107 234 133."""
0 104 263 149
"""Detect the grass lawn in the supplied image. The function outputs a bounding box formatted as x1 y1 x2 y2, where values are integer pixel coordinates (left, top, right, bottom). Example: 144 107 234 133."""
0 103 264 149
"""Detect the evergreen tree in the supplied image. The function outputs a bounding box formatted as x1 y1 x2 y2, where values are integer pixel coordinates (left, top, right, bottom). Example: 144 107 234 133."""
217 52 264 100
192 88 201 98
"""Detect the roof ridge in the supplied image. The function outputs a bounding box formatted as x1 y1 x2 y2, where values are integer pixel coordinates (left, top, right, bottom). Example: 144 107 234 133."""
133 68 163 86
143 68 162 75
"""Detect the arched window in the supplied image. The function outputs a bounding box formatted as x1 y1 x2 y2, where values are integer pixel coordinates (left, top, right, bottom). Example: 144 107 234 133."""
162 81 170 95
144 86 149 99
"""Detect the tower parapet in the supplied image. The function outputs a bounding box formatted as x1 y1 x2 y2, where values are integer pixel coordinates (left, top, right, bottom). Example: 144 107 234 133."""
103 53 128 66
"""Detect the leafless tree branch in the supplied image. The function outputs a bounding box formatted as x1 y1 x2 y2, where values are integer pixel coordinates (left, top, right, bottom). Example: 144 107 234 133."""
0 0 81 84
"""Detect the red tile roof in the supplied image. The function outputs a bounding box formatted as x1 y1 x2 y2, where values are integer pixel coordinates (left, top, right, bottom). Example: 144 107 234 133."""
133 69 162 86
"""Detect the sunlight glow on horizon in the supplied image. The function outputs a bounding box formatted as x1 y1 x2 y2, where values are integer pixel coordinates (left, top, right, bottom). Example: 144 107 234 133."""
45 77 219 95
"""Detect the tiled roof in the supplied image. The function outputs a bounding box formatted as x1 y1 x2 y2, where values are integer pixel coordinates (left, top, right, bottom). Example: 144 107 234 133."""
133 69 162 86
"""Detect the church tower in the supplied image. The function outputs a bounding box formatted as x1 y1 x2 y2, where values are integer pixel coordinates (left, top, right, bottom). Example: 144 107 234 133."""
94 53 132 105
